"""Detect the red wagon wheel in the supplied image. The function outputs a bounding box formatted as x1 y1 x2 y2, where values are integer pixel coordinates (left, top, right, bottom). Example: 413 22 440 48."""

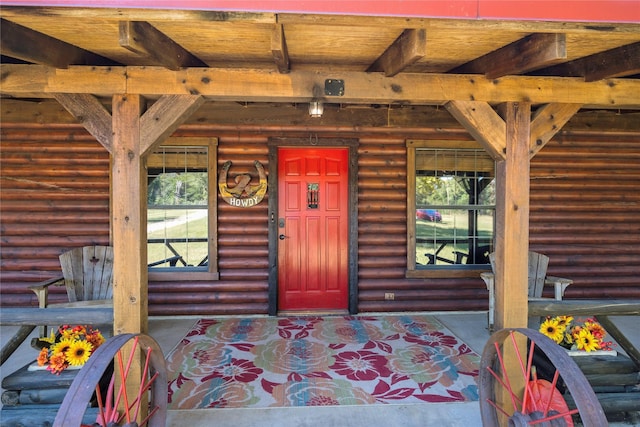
479 328 607 426
53 333 167 427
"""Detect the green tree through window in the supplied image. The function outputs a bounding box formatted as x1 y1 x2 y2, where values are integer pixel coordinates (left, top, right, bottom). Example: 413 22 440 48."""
407 141 495 275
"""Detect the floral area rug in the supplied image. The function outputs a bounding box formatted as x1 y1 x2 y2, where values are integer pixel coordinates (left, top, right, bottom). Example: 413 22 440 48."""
165 315 480 409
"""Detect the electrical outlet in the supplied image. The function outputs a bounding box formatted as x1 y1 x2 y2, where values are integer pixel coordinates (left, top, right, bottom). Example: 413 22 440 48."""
384 292 395 301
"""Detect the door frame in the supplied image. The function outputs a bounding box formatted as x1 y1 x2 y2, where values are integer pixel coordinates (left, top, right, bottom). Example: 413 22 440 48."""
267 137 359 315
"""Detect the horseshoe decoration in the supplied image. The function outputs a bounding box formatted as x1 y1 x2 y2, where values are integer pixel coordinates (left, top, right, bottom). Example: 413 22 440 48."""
218 160 267 207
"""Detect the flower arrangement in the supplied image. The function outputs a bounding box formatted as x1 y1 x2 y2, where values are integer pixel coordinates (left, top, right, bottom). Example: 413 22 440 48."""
539 316 613 353
37 325 105 374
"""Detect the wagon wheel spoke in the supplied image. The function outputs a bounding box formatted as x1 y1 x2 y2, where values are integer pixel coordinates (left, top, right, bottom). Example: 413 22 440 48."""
479 328 607 427
53 334 167 427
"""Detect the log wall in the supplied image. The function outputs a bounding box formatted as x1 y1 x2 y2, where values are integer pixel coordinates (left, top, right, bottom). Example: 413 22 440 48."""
529 134 640 298
1 122 639 315
0 125 110 306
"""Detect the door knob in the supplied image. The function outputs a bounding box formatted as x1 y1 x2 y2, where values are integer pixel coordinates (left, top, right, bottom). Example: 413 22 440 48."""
279 234 286 240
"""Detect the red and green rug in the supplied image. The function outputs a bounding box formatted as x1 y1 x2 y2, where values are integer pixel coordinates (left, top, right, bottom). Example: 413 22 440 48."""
166 315 480 409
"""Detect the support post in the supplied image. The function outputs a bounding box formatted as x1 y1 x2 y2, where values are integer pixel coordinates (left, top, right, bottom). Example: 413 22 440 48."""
111 93 148 420
495 102 531 331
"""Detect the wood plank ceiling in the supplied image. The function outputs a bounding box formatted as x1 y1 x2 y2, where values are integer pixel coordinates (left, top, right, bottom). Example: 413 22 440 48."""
1 7 639 110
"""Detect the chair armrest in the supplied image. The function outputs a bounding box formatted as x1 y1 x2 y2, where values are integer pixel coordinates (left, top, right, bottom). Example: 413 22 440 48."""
544 276 573 300
480 272 494 290
27 276 64 308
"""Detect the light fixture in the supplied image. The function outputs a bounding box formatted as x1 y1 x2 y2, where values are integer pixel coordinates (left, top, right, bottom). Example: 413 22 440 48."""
309 100 324 118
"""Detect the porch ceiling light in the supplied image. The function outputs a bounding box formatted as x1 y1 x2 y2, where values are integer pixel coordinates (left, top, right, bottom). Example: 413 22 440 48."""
309 100 324 118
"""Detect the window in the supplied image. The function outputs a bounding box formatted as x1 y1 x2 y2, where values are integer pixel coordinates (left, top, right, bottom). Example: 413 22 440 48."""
146 138 218 281
407 140 495 278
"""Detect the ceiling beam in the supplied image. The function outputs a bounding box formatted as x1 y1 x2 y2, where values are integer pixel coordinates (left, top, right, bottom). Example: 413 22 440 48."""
2 64 639 109
451 33 566 79
271 24 290 74
0 19 118 68
535 41 640 82
119 21 207 70
366 29 426 77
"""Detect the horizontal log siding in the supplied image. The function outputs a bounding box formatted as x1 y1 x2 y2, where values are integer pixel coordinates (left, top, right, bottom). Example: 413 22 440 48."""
356 136 487 312
0 125 110 306
1 124 639 315
529 135 640 298
147 132 270 315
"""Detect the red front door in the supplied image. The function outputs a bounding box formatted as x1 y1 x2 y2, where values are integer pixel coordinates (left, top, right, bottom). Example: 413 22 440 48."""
278 147 349 311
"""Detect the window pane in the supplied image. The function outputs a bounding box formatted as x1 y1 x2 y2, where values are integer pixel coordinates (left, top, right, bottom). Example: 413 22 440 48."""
414 147 494 267
147 146 208 269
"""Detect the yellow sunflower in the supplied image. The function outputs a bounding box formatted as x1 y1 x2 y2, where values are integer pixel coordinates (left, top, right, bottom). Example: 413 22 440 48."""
66 340 93 366
51 338 74 356
539 317 565 344
555 315 573 328
575 328 599 352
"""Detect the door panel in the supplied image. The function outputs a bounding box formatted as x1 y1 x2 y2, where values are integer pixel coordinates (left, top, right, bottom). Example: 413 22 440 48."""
278 147 349 311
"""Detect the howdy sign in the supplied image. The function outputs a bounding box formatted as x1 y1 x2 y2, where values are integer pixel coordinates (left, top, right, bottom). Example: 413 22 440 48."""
218 160 267 207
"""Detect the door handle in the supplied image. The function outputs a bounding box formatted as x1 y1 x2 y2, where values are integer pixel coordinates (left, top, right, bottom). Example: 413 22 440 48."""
279 234 287 240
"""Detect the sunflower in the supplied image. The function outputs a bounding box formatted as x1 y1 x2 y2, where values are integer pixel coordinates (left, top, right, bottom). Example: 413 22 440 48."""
66 340 93 366
575 328 599 352
555 315 573 328
539 317 565 344
51 338 74 356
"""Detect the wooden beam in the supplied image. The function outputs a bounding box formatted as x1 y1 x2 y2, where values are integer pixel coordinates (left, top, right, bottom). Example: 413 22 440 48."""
111 93 147 339
3 65 638 108
139 94 205 154
119 21 207 70
111 93 147 421
529 103 581 157
271 23 290 74
0 307 113 325
3 7 639 33
1 7 277 24
528 300 640 317
451 33 566 79
583 42 640 81
445 101 506 160
536 42 640 82
366 29 426 77
495 102 531 331
53 93 113 152
4 99 640 133
0 19 117 68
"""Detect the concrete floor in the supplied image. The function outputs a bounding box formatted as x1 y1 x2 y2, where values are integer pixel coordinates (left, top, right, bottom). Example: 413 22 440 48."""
2 312 639 426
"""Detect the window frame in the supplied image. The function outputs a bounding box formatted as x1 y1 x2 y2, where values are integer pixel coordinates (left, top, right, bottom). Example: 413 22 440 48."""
406 140 494 279
147 137 219 281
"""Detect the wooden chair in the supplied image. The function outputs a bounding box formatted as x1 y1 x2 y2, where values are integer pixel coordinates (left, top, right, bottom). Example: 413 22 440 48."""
480 251 573 331
29 245 114 336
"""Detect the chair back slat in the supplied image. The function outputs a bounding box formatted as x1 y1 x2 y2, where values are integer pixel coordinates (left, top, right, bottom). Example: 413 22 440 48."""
488 251 549 298
528 252 549 298
59 246 113 302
